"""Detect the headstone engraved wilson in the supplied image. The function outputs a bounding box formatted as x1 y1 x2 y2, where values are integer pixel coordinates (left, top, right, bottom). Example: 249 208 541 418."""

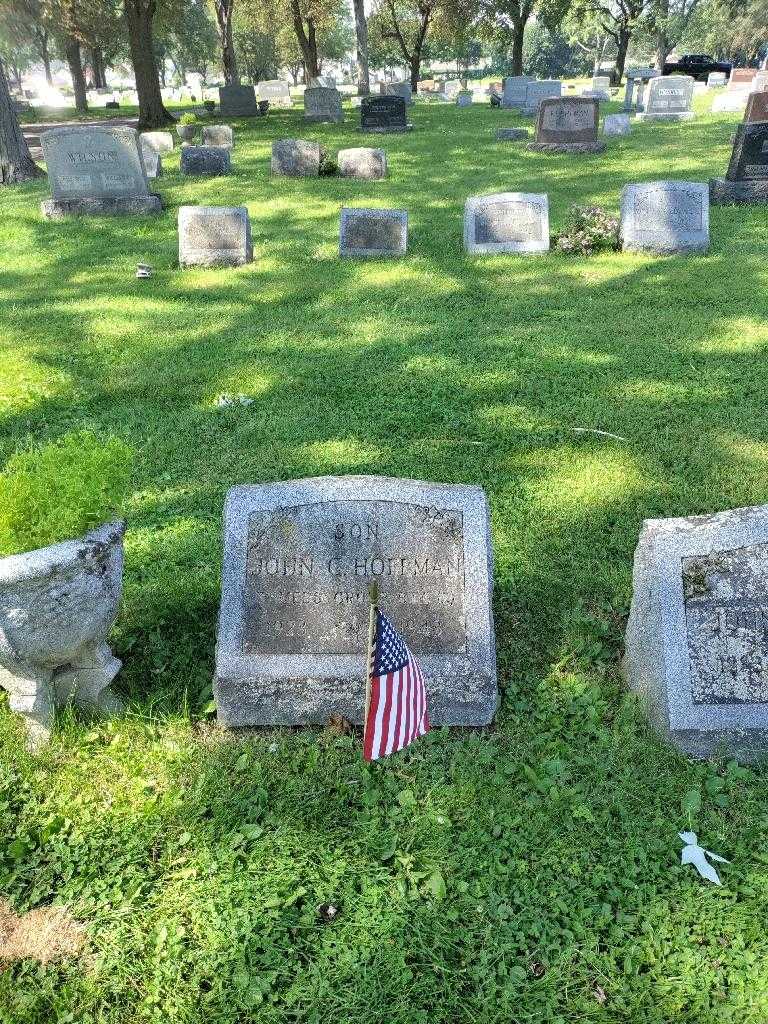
637 75 695 120
214 476 497 727
340 208 407 257
529 97 604 153
711 122 768 204
625 504 768 760
464 192 549 254
360 95 412 132
620 181 709 254
40 125 161 218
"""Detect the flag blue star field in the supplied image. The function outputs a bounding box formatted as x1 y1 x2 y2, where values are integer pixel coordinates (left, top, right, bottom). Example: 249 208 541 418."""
364 609 429 761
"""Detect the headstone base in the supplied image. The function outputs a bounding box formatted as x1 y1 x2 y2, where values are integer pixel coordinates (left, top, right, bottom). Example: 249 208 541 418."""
710 177 768 204
496 128 528 141
358 124 413 133
304 113 344 123
527 141 606 154
41 195 162 219
635 111 695 121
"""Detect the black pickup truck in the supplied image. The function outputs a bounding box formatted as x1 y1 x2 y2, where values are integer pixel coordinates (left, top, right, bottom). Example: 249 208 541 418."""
662 54 733 80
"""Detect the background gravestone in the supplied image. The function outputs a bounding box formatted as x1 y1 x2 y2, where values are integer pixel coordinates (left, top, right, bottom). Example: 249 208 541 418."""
637 75 695 120
202 125 234 149
340 208 407 257
604 113 631 136
178 206 252 267
40 125 161 219
707 71 727 88
502 75 533 109
385 82 413 105
620 181 709 254
625 504 768 761
729 68 756 89
257 80 292 106
271 139 322 177
141 130 173 154
711 122 768 204
180 145 231 176
745 92 768 123
456 91 472 107
586 75 611 100
523 80 562 116
529 97 604 153
139 138 162 178
304 87 343 123
337 147 387 180
214 476 497 728
464 192 549 254
219 84 257 117
360 95 411 132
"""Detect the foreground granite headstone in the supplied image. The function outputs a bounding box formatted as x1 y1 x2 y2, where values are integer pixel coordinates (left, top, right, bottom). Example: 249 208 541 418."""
528 97 604 153
464 192 549 254
214 476 497 727
502 75 533 109
178 206 252 267
603 113 631 136
637 75 694 120
141 130 173 154
202 124 234 149
360 95 411 132
219 84 257 117
304 86 343 123
257 80 292 106
340 208 407 257
180 145 231 176
270 139 322 177
337 147 387 179
711 122 768 204
625 504 768 761
620 181 709 254
40 125 161 218
523 80 562 116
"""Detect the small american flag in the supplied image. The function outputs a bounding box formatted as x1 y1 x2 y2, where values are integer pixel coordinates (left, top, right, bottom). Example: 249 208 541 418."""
363 609 430 761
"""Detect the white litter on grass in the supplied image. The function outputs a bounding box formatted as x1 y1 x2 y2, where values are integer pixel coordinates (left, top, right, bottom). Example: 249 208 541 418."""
215 394 255 407
679 831 730 885
571 428 628 441
136 263 153 279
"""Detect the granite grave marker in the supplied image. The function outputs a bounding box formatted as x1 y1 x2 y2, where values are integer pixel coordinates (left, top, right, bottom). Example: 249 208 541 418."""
304 86 343 123
502 75 533 109
637 75 695 120
745 91 768 123
464 192 549 254
340 208 407 257
40 125 161 218
620 181 709 254
711 122 768 204
528 96 604 153
257 80 292 106
271 139 322 177
178 205 252 267
337 147 387 180
625 504 768 760
141 130 174 154
603 112 631 136
180 145 231 176
523 80 562 116
214 476 497 727
202 124 234 149
360 95 411 132
219 84 258 117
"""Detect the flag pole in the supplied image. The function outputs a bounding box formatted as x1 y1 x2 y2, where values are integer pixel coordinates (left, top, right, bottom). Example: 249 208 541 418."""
363 580 379 751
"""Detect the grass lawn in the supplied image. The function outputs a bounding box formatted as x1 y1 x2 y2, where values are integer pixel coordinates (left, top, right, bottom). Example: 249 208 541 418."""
2 92 768 1023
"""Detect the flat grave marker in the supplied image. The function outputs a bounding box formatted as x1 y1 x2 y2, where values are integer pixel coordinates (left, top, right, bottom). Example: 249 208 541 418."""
464 192 549 254
620 180 709 254
180 145 231 176
178 205 252 267
339 208 407 257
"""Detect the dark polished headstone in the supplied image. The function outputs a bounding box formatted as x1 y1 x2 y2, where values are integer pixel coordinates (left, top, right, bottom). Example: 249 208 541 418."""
711 121 768 203
360 95 412 133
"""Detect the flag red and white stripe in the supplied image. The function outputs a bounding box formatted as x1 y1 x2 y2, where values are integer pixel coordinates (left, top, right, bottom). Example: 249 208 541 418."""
363 608 429 761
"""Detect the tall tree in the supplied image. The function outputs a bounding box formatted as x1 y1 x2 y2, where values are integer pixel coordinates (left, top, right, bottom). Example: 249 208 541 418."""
0 57 43 184
649 0 702 70
352 0 370 94
477 0 569 75
369 0 441 89
124 0 174 127
0 0 54 85
211 0 238 82
571 0 650 83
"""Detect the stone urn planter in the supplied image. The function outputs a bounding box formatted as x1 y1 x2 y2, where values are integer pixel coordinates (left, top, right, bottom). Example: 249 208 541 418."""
176 123 197 142
0 521 126 749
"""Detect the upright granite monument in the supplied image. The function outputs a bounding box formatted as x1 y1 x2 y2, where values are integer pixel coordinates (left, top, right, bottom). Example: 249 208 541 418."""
710 121 768 204
339 208 408 257
360 95 412 133
464 192 549 254
620 181 709 254
40 126 161 218
219 84 258 117
304 86 343 123
625 504 768 761
271 139 323 177
502 76 533 109
528 97 604 153
214 476 497 727
637 75 695 121
385 82 413 105
257 80 292 107
744 92 768 123
523 80 562 116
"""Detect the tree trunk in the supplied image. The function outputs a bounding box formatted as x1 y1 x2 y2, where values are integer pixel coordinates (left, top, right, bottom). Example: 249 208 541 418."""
654 0 669 71
35 28 53 86
92 48 107 88
0 59 44 185
124 0 175 129
64 38 88 112
291 0 321 81
352 0 370 95
614 26 631 84
511 21 525 75
213 0 239 84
